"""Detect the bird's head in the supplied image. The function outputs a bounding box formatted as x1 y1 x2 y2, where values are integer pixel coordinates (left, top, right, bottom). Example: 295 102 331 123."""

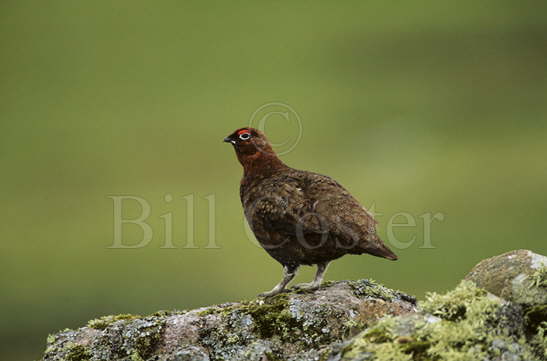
223 127 273 154
224 127 285 173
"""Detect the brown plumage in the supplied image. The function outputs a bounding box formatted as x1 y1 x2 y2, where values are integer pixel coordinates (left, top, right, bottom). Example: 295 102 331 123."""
224 127 397 296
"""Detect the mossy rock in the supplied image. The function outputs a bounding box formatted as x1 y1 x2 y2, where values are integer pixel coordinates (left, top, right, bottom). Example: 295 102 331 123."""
465 249 547 306
338 281 545 361
42 280 416 361
42 250 547 361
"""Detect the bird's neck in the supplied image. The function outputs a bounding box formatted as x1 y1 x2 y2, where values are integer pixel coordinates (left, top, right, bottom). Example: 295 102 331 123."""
238 150 288 177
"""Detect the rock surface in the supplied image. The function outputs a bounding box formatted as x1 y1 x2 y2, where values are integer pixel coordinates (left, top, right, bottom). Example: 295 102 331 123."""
43 280 417 361
338 281 545 361
42 250 547 361
465 249 546 306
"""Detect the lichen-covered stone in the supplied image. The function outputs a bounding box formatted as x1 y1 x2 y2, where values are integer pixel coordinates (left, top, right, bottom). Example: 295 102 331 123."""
464 249 546 306
337 281 545 361
42 250 547 361
44 316 166 361
42 280 416 361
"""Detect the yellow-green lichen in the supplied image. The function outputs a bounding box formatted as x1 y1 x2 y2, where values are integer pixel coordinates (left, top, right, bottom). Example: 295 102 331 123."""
512 264 547 306
197 305 237 317
87 313 139 330
79 317 165 360
64 342 91 361
46 334 56 344
421 280 492 321
532 321 547 358
530 266 547 289
130 351 145 361
245 294 298 339
350 279 410 303
342 322 413 361
341 281 541 361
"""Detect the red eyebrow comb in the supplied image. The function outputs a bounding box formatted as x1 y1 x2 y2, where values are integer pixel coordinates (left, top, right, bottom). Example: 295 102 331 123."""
237 129 251 135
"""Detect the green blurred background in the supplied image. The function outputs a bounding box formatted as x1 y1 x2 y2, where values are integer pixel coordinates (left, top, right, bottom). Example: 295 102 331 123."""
1 1 546 359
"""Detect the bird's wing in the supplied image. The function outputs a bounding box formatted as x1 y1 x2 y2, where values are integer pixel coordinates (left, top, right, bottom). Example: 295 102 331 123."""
247 171 378 248
297 172 379 246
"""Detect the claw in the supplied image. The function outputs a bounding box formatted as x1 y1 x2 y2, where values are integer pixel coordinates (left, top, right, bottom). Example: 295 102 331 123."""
258 288 285 297
293 282 320 290
258 265 298 297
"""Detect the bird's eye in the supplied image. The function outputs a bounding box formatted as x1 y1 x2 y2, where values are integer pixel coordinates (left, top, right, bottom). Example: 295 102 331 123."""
239 132 251 141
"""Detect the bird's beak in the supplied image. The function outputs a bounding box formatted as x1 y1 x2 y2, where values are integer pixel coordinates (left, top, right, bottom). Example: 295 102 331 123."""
223 136 236 144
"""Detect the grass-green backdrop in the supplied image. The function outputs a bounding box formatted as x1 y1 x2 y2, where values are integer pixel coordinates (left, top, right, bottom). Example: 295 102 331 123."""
1 1 546 360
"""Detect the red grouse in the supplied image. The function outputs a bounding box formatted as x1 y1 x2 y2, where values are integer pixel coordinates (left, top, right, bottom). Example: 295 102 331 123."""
224 127 397 297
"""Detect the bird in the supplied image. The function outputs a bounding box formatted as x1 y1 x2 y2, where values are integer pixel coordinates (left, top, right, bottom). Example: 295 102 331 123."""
224 127 397 297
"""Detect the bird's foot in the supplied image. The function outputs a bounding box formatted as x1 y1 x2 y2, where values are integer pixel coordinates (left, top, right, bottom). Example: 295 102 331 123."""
258 287 286 298
293 282 321 291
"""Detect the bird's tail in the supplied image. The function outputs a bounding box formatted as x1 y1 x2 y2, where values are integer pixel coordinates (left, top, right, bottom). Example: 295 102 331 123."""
362 240 398 260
